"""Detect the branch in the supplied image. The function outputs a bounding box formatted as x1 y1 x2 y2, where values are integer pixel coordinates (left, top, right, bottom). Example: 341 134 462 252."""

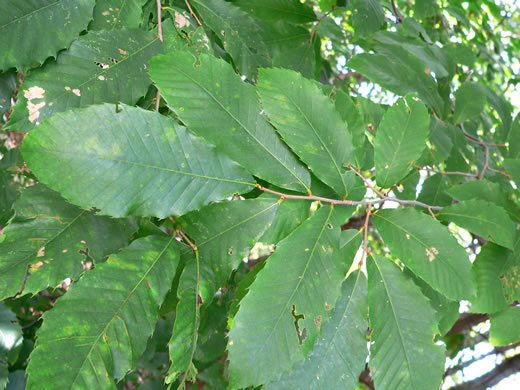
185 0 202 26
360 204 372 268
391 0 403 23
414 165 477 178
445 313 490 336
459 124 489 180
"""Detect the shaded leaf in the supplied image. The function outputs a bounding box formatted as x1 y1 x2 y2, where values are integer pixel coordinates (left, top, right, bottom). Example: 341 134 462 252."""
149 51 311 192
441 42 476 67
265 270 368 390
90 0 147 30
416 174 452 208
335 91 366 168
0 70 16 124
25 236 180 389
0 302 23 390
0 0 96 71
258 68 354 198
8 29 162 132
368 254 445 390
0 171 19 226
232 0 316 23
0 185 137 300
372 208 475 300
351 0 384 35
490 307 520 346
375 96 430 188
22 104 254 218
503 159 520 187
453 82 486 124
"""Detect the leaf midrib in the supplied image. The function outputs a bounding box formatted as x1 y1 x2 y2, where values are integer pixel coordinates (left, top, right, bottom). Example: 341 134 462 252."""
0 0 62 30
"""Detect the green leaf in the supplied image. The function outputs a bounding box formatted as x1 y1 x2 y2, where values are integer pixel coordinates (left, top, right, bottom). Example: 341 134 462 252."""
503 159 520 187
335 91 366 168
0 302 23 390
482 86 512 141
7 29 162 132
21 104 254 218
0 185 137 300
351 0 384 35
441 42 476 67
416 174 452 207
375 96 430 188
414 0 440 18
232 0 316 23
0 0 96 71
258 68 354 198
437 200 515 249
90 0 147 30
368 255 445 390
470 242 510 313
228 206 361 387
372 208 475 300
490 307 520 346
25 235 180 389
0 70 16 124
348 50 443 113
0 170 19 226
265 270 368 390
167 199 279 382
507 114 520 159
191 0 270 79
149 51 311 193
259 196 310 244
453 82 486 124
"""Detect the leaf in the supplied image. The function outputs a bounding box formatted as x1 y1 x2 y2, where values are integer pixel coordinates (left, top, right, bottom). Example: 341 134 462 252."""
351 0 385 36
416 174 452 207
25 236 180 389
441 42 476 67
7 29 162 132
232 0 316 23
348 50 443 114
228 206 361 387
21 104 254 218
0 302 23 390
372 208 475 300
414 0 440 18
368 254 445 390
482 86 512 140
503 159 520 187
0 171 19 226
507 114 520 159
375 96 430 188
0 185 137 300
167 199 279 381
335 90 366 168
90 0 147 30
149 51 311 193
453 82 486 124
490 307 520 346
0 0 96 71
258 68 354 198
0 70 16 124
265 270 368 390
259 196 310 244
191 0 270 79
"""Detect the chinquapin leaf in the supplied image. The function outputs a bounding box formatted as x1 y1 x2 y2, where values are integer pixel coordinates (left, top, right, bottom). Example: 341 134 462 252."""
482 86 512 141
25 235 180 389
335 90 366 168
162 13 212 55
0 302 23 390
368 255 445 390
258 68 354 198
0 70 16 124
232 0 316 24
437 200 516 249
191 0 270 79
490 307 520 346
0 170 19 226
351 0 385 36
21 104 254 218
259 196 310 244
507 114 520 159
372 208 475 300
228 206 362 388
503 159 520 187
441 42 476 68
0 185 137 300
265 270 368 390
416 174 452 208
149 51 311 193
375 96 430 188
7 29 162 132
89 0 147 30
453 82 486 124
0 0 96 71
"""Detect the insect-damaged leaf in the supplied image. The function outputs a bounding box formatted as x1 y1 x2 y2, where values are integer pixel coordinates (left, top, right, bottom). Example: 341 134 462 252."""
372 208 475 300
0 185 137 300
258 68 354 198
368 255 445 390
21 104 254 218
25 236 180 389
0 0 96 71
149 51 311 193
7 29 162 132
90 0 147 30
227 206 362 388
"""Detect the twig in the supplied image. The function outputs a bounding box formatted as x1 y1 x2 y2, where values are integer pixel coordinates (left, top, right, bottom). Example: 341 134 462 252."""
348 165 386 198
488 167 511 179
391 0 403 23
256 185 444 210
310 9 335 44
185 0 202 26
169 216 198 252
359 205 372 268
155 0 163 111
459 124 489 180
414 165 477 178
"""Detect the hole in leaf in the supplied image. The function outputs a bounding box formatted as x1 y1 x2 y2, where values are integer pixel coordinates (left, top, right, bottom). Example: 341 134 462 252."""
291 304 307 344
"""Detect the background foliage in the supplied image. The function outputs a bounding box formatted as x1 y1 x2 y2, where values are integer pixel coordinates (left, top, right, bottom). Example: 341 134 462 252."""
1 0 520 389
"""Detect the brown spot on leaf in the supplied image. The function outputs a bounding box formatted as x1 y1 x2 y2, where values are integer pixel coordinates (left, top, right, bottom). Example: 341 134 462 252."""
117 48 128 55
145 281 151 290
424 68 431 74
314 316 322 331
72 89 81 97
37 246 46 258
102 11 109 16
24 86 46 123
30 261 44 270
324 302 331 311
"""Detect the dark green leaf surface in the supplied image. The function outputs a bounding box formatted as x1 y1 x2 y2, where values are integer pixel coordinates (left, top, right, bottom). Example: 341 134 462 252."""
453 83 486 124
232 0 316 23
258 68 354 198
372 208 475 300
259 196 310 244
90 0 146 30
22 104 254 218
490 307 520 346
8 29 161 132
0 70 16 123
508 114 520 159
0 171 19 226
192 0 270 79
0 0 96 71
228 206 361 387
0 185 137 300
265 270 368 390
335 91 366 168
437 200 515 249
0 302 23 390
375 96 430 188
503 159 520 187
351 0 384 35
149 51 311 192
368 255 445 390
25 236 180 389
